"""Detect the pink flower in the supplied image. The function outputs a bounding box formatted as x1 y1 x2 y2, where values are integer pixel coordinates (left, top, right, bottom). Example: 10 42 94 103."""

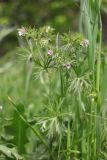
48 50 53 56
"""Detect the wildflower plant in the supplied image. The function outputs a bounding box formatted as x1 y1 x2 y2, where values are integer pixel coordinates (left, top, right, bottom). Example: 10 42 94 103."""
1 0 107 160
17 25 96 159
3 1 106 159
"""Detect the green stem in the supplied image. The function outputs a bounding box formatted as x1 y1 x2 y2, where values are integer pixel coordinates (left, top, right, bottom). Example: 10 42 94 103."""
95 3 102 160
96 30 102 92
67 121 71 160
60 67 64 97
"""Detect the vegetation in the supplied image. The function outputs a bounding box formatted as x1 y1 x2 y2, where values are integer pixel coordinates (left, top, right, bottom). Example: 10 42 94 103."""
0 0 107 160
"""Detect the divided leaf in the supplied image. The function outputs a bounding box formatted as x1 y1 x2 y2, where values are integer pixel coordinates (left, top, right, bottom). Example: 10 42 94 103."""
0 145 23 159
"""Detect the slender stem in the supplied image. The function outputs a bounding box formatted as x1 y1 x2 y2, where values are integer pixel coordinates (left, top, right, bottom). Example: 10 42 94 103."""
67 121 71 160
96 30 102 92
95 3 102 160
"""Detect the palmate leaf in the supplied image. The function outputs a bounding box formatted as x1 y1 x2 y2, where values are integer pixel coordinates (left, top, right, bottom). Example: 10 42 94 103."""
0 145 22 159
5 104 28 154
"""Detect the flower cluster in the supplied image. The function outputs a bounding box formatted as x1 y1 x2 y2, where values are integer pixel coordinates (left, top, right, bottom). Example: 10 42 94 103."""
17 27 89 73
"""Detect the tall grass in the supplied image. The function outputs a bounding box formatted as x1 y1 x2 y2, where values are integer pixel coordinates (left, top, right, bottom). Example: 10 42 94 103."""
79 0 107 159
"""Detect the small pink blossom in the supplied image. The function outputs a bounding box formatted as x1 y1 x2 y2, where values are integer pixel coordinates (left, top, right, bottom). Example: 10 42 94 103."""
48 50 53 56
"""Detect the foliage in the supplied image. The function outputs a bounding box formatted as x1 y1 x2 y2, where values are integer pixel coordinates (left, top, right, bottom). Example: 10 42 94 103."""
0 145 22 159
4 103 28 154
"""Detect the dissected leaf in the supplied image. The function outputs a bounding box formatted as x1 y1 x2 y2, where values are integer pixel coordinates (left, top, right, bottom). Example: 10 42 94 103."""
0 145 23 159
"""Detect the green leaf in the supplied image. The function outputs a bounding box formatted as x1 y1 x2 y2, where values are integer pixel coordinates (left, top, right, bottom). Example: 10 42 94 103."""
5 104 28 154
